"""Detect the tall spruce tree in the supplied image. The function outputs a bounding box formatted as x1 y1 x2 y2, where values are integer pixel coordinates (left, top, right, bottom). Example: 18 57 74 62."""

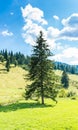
25 31 58 104
61 70 69 88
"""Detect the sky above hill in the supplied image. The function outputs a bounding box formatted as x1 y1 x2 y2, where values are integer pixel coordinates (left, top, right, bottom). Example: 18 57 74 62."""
0 0 78 65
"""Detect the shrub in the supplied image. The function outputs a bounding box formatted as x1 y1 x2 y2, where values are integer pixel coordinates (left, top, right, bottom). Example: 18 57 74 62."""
58 89 67 98
67 91 76 98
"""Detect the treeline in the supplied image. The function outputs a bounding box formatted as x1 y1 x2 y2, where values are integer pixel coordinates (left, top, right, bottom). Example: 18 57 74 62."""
54 62 78 74
0 49 30 70
0 50 78 74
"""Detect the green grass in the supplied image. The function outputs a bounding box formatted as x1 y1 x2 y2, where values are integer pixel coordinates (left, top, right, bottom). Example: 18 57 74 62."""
0 99 78 130
0 63 27 104
55 70 78 96
0 64 78 129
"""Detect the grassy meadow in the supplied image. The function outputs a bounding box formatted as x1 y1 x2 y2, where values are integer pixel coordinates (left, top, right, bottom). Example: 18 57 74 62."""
0 62 26 104
0 63 78 129
0 99 78 130
55 70 78 96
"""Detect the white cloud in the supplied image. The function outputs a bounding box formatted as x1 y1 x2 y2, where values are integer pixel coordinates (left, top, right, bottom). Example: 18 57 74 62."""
21 5 78 44
53 15 59 20
22 20 46 45
21 4 47 25
53 47 78 65
60 13 78 41
62 13 78 27
59 27 78 41
21 4 61 50
21 4 78 65
21 4 78 48
1 30 13 37
47 27 60 38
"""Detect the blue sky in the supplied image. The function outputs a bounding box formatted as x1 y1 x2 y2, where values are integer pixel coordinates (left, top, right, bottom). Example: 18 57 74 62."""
0 0 78 65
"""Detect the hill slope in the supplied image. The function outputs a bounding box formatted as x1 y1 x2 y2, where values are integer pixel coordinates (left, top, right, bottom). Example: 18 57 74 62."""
0 62 27 104
0 63 78 104
55 70 78 96
0 64 78 129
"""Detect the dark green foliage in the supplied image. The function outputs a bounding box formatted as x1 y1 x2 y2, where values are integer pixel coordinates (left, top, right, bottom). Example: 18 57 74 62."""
14 60 18 67
67 91 76 97
25 56 31 65
61 70 69 88
0 50 31 68
5 57 10 72
4 49 8 60
25 31 58 104
71 66 75 74
9 51 14 64
21 64 29 70
0 55 4 62
54 62 77 74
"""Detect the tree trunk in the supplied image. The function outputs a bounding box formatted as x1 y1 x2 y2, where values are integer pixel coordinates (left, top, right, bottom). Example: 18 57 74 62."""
41 85 44 104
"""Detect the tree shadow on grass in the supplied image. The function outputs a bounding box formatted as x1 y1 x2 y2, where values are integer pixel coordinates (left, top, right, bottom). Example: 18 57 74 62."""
0 102 55 112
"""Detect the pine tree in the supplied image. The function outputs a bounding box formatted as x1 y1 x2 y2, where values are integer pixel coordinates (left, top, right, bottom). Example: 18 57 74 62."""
4 49 8 60
71 66 75 74
10 51 14 64
61 70 69 88
25 31 58 104
6 57 10 72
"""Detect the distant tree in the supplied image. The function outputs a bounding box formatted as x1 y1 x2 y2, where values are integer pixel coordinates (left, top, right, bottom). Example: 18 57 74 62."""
10 51 14 64
25 56 31 65
14 59 18 67
25 31 58 104
61 70 69 88
4 49 8 60
71 66 75 74
5 57 10 72
0 55 4 62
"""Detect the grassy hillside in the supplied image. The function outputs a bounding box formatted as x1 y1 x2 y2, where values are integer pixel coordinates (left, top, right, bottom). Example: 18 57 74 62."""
0 63 78 104
0 62 27 104
55 70 78 96
0 63 78 129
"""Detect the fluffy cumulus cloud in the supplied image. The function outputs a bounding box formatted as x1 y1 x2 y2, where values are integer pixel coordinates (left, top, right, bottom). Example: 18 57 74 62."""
21 4 78 46
21 4 78 64
21 4 48 45
21 4 47 25
21 4 61 49
1 30 13 37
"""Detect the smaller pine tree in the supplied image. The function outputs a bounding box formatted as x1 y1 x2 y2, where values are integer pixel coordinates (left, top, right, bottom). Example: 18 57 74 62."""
14 59 18 67
6 57 10 72
61 70 69 88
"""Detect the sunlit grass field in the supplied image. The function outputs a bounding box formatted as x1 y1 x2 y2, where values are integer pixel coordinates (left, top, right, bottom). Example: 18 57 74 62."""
0 63 26 104
0 99 78 130
0 63 78 129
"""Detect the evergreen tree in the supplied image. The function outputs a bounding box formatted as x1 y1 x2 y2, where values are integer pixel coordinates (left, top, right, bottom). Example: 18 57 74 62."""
71 66 75 74
5 57 10 72
25 31 58 104
10 51 14 64
4 49 8 60
0 55 4 62
14 59 18 67
61 70 69 88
